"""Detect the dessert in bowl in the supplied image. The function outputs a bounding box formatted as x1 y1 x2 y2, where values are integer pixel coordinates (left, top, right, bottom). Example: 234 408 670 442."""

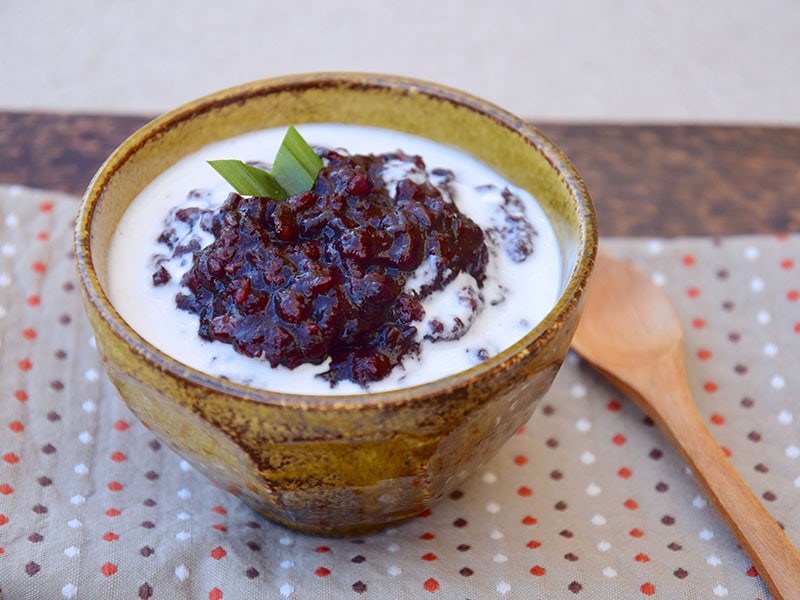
75 73 597 536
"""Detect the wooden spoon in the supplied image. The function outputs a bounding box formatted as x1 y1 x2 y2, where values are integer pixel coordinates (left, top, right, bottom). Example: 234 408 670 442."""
571 248 800 600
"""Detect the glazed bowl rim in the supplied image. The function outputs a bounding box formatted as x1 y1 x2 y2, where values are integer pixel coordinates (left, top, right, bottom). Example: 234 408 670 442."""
75 71 597 411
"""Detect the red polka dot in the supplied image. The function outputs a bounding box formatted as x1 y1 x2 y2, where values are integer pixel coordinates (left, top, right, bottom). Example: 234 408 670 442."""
26 295 41 307
212 524 227 532
9 421 24 433
3 453 20 465
781 258 795 270
105 508 121 517
110 451 126 462
101 562 117 577
518 486 533 497
618 467 633 479
612 434 627 446
682 254 696 266
0 514 8 526
211 546 226 560
514 454 529 466
526 540 542 549
22 328 37 340
624 499 639 510
18 358 33 371
418 509 432 518
423 579 439 592
687 287 700 298
788 289 799 302
113 420 129 431
710 413 725 426
421 552 437 561
14 390 28 402
607 400 622 412
795 322 800 334
36 231 49 241
315 567 331 577
629 528 644 538
420 532 435 540
211 505 227 514
721 446 732 458
522 515 538 526
515 425 526 435
209 588 223 600
32 261 47 274
746 566 759 577
38 201 54 213
641 582 656 595
530 565 547 576
697 348 712 361
704 381 719 393
103 532 119 542
635 553 650 563
107 481 123 492
692 317 707 329
0 484 13 495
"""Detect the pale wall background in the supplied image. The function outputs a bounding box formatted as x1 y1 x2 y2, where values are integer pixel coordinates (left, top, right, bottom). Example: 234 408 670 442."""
1 0 798 124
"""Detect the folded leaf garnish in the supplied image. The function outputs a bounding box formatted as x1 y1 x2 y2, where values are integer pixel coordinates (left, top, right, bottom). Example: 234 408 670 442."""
208 125 322 200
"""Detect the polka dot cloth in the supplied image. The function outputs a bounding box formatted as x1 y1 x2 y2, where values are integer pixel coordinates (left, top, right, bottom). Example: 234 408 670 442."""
1 185 797 599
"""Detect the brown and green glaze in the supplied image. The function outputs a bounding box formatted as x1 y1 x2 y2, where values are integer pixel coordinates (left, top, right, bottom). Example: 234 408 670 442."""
74 73 597 536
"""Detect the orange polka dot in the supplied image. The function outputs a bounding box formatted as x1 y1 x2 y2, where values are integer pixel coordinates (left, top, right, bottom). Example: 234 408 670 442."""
103 532 119 542
423 578 439 592
704 381 719 393
692 317 706 329
38 201 54 213
107 481 123 492
18 358 33 371
211 546 226 560
635 553 650 563
687 286 700 298
32 261 47 274
682 254 696 266
105 508 121 517
781 258 795 270
22 328 37 340
641 582 656 595
110 451 126 462
514 454 529 466
530 565 546 576
618 467 633 479
788 289 799 302
421 552 437 561
14 390 28 402
113 420 129 431
101 562 117 577
526 540 542 549
697 348 712 360
3 453 19 465
624 499 639 510
522 515 538 526
612 434 627 446
26 295 41 307
9 421 24 433
629 528 644 538
315 567 331 577
710 413 725 425
518 486 533 497
209 588 223 600
0 484 13 495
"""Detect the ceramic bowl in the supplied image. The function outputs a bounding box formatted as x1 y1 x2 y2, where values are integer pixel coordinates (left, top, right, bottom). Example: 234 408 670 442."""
75 73 596 536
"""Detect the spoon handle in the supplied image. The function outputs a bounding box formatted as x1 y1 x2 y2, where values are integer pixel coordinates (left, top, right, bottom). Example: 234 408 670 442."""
644 361 800 600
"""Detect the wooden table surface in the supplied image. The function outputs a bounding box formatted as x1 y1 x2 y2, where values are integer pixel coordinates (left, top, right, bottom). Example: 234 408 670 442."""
2 111 799 236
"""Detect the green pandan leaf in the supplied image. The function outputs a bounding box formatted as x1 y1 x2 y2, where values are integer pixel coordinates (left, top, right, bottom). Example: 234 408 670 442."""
208 126 322 201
